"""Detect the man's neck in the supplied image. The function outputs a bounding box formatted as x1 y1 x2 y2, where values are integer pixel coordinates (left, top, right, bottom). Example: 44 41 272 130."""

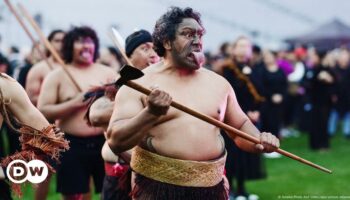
163 59 197 76
72 61 94 69
48 56 58 64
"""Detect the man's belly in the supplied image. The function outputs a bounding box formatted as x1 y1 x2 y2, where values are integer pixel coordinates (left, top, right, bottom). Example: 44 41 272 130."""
101 142 119 162
143 119 225 161
58 112 103 137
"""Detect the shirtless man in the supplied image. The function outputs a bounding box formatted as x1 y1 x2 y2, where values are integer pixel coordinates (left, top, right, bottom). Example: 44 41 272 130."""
87 29 159 200
26 30 65 106
0 73 68 199
38 26 116 200
107 7 280 200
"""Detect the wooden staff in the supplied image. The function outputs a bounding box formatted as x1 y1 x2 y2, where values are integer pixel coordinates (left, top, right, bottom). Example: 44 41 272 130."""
110 29 332 174
4 0 54 70
109 28 132 65
17 3 82 92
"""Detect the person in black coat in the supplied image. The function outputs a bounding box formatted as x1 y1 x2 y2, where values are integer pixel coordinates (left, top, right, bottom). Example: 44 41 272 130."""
304 51 336 150
219 36 266 199
260 50 287 138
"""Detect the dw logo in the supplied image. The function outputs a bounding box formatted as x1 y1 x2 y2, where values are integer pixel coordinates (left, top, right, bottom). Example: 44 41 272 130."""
6 160 48 184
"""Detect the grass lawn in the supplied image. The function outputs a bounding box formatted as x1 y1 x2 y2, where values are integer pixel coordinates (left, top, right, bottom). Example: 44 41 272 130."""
246 133 350 200
8 133 350 200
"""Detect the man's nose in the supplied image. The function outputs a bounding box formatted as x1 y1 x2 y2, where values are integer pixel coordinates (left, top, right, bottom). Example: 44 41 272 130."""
149 49 158 58
83 42 91 48
192 34 200 44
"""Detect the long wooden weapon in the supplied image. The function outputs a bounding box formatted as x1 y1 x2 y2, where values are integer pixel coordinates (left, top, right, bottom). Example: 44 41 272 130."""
17 3 82 92
4 0 54 70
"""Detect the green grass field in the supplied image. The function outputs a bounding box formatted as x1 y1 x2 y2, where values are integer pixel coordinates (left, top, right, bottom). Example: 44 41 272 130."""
9 133 350 200
246 133 350 200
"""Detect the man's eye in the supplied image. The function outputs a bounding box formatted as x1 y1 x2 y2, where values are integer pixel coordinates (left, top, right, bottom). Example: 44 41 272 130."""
186 32 194 38
181 31 193 38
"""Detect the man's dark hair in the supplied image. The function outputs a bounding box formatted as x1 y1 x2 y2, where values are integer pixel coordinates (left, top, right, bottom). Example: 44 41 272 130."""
48 29 65 42
125 30 153 57
62 26 99 64
47 29 65 57
152 7 202 57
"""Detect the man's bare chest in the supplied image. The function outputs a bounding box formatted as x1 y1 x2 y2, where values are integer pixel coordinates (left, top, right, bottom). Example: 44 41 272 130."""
58 72 109 102
141 78 228 120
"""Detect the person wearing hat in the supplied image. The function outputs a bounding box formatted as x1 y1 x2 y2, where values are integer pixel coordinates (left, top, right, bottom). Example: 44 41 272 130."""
85 29 159 200
125 29 159 68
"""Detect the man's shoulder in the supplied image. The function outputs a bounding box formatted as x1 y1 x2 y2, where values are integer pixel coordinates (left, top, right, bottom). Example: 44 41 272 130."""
0 73 17 86
43 67 64 83
142 62 163 74
94 63 116 74
0 74 21 96
137 62 163 82
200 68 229 86
0 73 13 80
94 63 108 68
27 61 48 78
31 60 50 71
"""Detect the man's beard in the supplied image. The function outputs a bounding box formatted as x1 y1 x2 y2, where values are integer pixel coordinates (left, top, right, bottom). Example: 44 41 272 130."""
171 42 201 70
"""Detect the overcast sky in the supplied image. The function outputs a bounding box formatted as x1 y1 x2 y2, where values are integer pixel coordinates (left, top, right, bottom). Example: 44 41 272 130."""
1 0 350 52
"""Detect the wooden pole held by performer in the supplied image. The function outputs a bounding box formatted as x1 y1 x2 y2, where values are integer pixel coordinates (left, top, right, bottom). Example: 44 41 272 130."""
17 3 82 92
4 0 54 70
119 66 332 174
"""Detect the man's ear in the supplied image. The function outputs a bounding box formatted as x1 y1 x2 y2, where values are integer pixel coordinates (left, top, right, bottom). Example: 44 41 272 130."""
163 40 171 51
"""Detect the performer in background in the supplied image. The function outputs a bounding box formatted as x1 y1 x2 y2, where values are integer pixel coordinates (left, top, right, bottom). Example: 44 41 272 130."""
85 29 159 200
38 26 116 200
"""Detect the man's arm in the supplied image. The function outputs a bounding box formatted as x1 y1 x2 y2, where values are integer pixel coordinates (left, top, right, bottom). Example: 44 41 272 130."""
89 96 115 130
25 63 44 106
107 86 171 154
4 77 50 129
224 85 279 153
37 71 86 122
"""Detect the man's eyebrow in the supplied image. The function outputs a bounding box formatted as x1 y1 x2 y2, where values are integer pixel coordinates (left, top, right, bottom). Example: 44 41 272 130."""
180 27 195 31
145 42 152 48
144 43 152 48
180 27 205 33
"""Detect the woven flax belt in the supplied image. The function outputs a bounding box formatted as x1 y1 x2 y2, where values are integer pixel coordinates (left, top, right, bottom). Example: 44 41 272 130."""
131 146 227 187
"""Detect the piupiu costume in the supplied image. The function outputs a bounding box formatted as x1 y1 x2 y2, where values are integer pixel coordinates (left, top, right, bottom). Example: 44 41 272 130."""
130 146 228 200
0 74 69 197
84 83 131 200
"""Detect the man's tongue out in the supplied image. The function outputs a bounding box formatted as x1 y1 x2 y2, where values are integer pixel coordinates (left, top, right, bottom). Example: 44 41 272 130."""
189 51 205 67
81 51 92 60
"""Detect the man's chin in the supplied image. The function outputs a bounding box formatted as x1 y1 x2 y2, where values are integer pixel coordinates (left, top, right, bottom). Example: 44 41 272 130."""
188 62 201 70
77 60 93 66
179 64 200 71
